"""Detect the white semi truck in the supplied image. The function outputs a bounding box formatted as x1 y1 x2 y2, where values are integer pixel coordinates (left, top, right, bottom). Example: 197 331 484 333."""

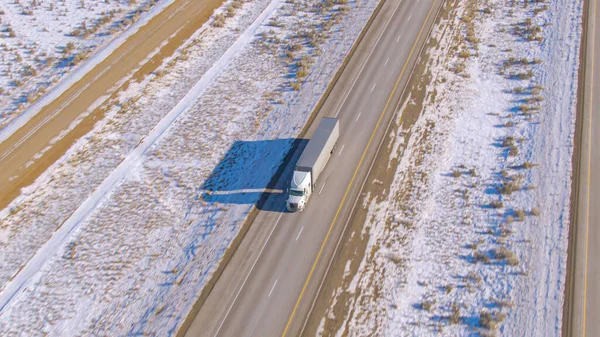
286 117 339 212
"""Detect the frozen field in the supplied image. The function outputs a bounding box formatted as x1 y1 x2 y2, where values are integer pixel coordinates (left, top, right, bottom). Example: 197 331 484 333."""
0 0 380 335
318 0 581 335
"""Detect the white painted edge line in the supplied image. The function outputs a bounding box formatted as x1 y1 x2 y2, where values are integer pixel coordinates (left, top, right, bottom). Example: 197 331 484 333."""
0 0 284 313
319 182 326 195
397 33 402 42
355 112 362 121
385 57 390 65
0 0 178 144
296 226 304 241
334 0 404 118
408 14 412 22
371 83 377 92
268 279 278 298
338 144 345 157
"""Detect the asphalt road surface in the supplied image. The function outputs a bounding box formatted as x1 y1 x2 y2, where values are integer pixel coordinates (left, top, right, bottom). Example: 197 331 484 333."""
0 0 223 210
564 0 600 336
184 0 442 336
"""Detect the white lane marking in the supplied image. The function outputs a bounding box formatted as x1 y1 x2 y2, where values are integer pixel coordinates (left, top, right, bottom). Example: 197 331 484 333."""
397 33 402 42
334 0 405 118
355 112 362 121
371 83 377 92
408 14 412 22
296 226 304 241
319 182 326 195
268 279 279 298
338 144 345 157
385 57 389 65
213 208 285 336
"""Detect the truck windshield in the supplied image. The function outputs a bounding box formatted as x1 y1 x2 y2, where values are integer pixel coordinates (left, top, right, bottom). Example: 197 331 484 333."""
290 189 304 196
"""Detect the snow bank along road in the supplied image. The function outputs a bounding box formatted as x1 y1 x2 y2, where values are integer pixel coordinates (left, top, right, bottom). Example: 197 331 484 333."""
0 0 223 210
183 0 443 336
565 0 600 335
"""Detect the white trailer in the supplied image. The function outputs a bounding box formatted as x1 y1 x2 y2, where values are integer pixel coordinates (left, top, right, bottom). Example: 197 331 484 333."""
287 117 339 211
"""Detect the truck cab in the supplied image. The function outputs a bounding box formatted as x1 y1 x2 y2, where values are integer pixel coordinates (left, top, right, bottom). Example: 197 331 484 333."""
287 170 312 211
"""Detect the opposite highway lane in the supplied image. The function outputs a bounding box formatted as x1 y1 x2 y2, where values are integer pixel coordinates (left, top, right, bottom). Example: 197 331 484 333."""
183 0 442 336
565 0 600 336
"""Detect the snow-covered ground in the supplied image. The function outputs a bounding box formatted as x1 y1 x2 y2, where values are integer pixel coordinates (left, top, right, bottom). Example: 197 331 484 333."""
0 0 380 335
317 0 580 335
0 0 170 130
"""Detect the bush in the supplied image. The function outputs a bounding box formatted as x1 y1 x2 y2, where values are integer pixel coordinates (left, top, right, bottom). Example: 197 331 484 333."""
452 169 462 178
509 146 519 157
498 181 521 195
291 81 301 91
473 251 490 263
421 299 435 311
523 161 536 169
450 302 461 324
490 200 504 209
458 50 471 58
480 310 506 329
212 13 226 27
531 207 540 216
502 136 515 147
515 208 526 221
296 67 309 78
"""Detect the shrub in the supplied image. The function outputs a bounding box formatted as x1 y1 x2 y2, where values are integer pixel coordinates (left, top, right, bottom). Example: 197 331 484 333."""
444 284 453 294
515 208 526 221
498 181 521 195
296 67 309 78
531 207 540 216
473 251 490 263
480 310 506 329
421 299 435 311
467 271 482 283
517 70 534 80
509 146 519 157
523 161 535 169
458 50 471 58
450 302 461 324
513 86 526 94
490 200 504 208
291 81 301 91
452 169 462 178
212 13 226 27
502 136 515 147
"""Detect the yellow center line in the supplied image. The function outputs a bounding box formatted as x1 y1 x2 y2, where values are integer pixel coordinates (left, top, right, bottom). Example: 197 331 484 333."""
582 0 596 335
280 0 439 335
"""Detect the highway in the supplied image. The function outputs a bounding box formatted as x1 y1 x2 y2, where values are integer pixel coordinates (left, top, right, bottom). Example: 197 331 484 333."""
183 0 442 336
564 0 600 336
0 0 223 210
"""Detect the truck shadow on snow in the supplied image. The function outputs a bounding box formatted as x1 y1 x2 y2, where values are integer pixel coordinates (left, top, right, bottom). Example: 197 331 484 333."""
200 138 309 212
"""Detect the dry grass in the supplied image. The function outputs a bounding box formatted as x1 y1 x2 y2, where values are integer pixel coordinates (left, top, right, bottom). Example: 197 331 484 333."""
479 309 506 330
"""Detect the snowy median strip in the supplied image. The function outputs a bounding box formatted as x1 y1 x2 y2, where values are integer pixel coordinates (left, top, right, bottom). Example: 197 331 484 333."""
0 0 282 312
